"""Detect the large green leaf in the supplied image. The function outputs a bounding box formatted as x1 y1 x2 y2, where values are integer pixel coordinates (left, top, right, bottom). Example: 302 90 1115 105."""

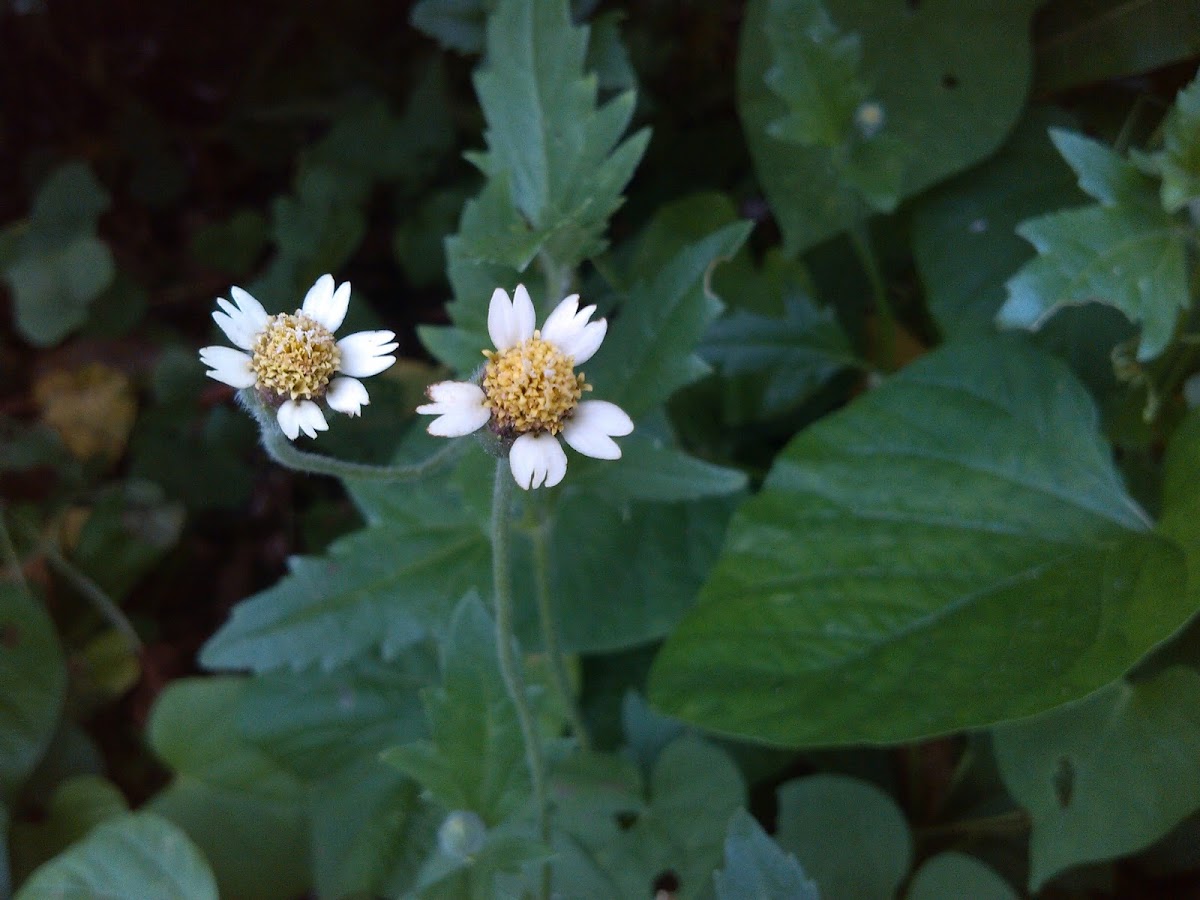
0 582 66 797
15 812 217 900
776 775 910 900
649 337 1191 746
998 130 1190 362
738 0 1039 254
993 667 1200 889
907 852 1018 900
381 595 530 826
713 809 819 900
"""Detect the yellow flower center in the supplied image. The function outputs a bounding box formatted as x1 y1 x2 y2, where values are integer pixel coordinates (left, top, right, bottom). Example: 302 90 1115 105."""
250 312 341 400
482 334 589 435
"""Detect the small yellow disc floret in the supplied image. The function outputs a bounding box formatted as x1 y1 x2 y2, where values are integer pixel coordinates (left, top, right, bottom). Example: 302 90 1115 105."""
250 312 341 400
482 334 589 435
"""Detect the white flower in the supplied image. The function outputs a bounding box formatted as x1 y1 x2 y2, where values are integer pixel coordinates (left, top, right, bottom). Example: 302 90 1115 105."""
199 275 397 440
417 285 633 490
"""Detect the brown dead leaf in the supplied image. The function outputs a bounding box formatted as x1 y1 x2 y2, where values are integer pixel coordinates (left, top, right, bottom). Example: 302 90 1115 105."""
33 363 137 464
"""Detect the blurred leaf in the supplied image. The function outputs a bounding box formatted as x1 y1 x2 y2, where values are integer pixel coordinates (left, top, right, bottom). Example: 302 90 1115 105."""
15 812 217 900
381 594 531 826
713 809 819 899
776 775 910 900
33 363 136 464
738 0 1039 253
9 775 128 881
650 338 1191 745
411 0 490 53
412 821 550 899
1034 0 1200 92
189 210 268 275
0 581 66 798
237 651 433 782
75 630 140 706
993 667 1200 889
394 185 474 289
587 11 636 93
621 691 686 778
571 434 746 503
469 0 649 271
588 221 754 420
907 852 1019 900
1134 70 1200 213
998 130 1189 362
554 737 745 898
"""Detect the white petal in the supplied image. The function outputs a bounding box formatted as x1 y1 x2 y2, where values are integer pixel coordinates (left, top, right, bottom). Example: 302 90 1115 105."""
511 284 536 345
199 346 256 389
416 381 491 436
487 287 519 352
278 399 328 440
300 274 335 320
304 276 351 333
509 433 567 490
562 400 634 460
212 288 269 350
561 319 607 364
540 294 582 346
325 376 369 416
337 330 398 378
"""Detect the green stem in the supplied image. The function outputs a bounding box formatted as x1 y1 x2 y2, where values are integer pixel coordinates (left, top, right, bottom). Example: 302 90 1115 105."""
0 507 28 593
849 224 896 372
491 461 550 897
243 391 463 481
531 513 591 752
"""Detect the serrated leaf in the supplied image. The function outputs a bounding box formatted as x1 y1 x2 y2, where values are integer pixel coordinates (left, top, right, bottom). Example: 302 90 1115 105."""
994 667 1200 889
381 594 530 826
470 0 647 271
776 775 910 900
907 852 1018 900
739 0 1039 253
713 809 820 899
588 221 753 419
0 582 66 797
649 338 1192 746
554 737 745 899
15 812 217 900
1050 128 1154 207
237 652 434 782
1142 70 1200 213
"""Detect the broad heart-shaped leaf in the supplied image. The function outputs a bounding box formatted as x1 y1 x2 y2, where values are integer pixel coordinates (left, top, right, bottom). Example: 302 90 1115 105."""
998 130 1190 362
713 809 819 899
236 650 434 782
553 737 746 899
739 0 1039 254
5 236 116 347
649 337 1192 746
470 0 648 272
588 221 754 420
15 812 218 900
381 594 530 827
993 667 1200 890
0 582 66 797
776 775 910 900
907 852 1018 900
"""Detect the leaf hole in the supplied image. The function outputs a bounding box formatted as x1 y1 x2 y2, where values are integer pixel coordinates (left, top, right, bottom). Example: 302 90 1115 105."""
615 810 639 831
942 73 959 89
1053 756 1075 808
652 870 680 896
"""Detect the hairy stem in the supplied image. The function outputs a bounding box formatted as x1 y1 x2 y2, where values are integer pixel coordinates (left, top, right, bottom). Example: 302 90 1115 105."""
531 513 591 752
243 390 463 481
491 461 550 897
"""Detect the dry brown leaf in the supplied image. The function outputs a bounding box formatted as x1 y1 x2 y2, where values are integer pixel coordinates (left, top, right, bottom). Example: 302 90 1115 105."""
34 363 137 463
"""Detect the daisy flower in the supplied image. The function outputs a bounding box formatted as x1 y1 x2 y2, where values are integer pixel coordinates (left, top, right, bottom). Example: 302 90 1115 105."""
199 275 397 439
417 285 633 490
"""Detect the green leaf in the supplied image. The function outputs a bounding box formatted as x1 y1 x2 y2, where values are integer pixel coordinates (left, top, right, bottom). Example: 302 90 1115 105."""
649 338 1191 746
555 737 746 899
1050 128 1153 207
470 0 648 271
776 775 910 900
907 852 1018 900
588 221 753 420
15 812 218 900
1137 70 1200 213
739 0 1039 253
237 652 434 782
570 434 747 503
993 667 1200 889
1034 0 1200 93
189 210 268 275
9 775 129 881
0 582 66 797
713 809 820 900
28 162 111 242
382 594 530 826
411 0 490 53
6 236 115 347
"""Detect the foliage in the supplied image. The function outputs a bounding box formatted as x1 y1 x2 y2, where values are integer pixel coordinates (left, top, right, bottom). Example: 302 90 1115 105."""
3 0 1200 897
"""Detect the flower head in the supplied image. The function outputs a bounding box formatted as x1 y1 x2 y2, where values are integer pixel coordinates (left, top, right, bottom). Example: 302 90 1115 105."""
417 285 633 490
199 275 397 439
